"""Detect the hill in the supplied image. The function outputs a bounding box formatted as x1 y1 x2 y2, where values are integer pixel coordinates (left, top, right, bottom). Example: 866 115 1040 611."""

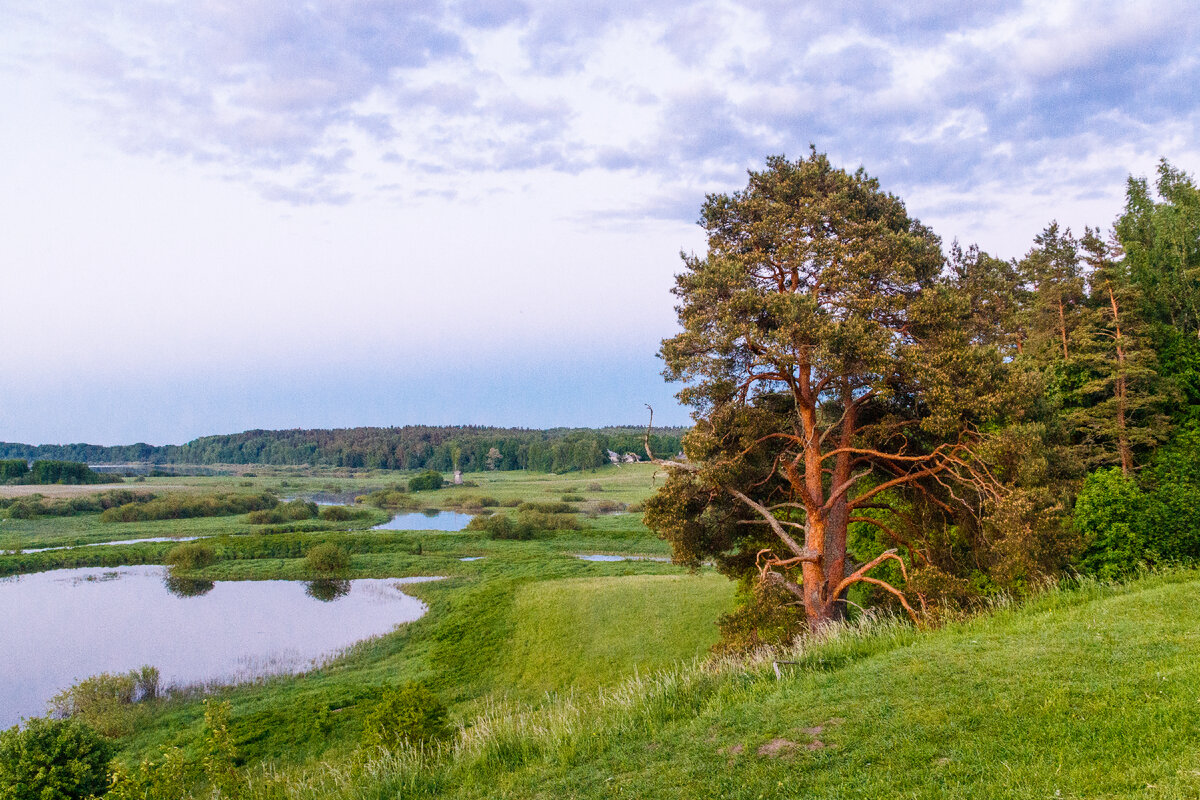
256 572 1200 799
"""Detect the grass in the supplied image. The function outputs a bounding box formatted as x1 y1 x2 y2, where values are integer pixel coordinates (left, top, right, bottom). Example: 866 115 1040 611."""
230 572 1200 800
1 465 704 770
497 574 734 698
17 464 1200 799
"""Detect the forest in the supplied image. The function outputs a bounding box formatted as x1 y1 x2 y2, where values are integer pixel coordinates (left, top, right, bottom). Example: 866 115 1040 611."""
0 426 686 474
646 153 1200 635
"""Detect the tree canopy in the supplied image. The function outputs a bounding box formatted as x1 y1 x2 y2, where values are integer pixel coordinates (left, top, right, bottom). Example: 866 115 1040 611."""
647 151 1200 639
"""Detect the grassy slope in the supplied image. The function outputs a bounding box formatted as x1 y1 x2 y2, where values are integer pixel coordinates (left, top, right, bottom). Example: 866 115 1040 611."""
438 574 1200 800
497 574 735 698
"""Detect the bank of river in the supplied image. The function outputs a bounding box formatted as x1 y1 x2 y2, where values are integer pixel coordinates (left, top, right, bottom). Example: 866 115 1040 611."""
0 566 438 729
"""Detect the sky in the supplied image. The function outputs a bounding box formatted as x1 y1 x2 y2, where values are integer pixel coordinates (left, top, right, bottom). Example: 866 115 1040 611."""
1 1 1197 446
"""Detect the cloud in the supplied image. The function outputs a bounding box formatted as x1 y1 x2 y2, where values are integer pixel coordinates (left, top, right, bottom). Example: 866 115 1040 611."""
10 0 1197 223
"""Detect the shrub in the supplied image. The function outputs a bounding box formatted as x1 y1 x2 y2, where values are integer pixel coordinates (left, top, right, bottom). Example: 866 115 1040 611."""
500 498 523 507
517 501 575 514
713 580 807 654
477 496 500 507
407 470 444 492
305 543 350 574
1073 468 1191 578
47 672 141 737
560 493 584 502
102 491 278 523
468 513 535 540
164 542 217 572
0 718 113 800
587 482 603 492
318 505 370 522
582 499 626 516
4 501 39 520
518 510 580 531
359 488 419 509
361 683 451 749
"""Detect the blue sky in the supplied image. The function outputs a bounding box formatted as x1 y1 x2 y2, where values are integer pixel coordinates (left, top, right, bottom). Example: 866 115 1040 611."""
1 1 1197 445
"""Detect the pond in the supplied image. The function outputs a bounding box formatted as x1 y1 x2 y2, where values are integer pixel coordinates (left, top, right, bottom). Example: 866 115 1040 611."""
372 510 474 531
4 535 205 555
575 554 672 562
0 566 438 729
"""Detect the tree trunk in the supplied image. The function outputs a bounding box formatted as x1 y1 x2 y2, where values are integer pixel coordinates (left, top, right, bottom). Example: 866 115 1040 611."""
1058 296 1070 360
1108 284 1133 476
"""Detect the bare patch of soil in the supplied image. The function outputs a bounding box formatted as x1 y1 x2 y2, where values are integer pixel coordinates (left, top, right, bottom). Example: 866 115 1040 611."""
757 738 797 757
0 483 191 499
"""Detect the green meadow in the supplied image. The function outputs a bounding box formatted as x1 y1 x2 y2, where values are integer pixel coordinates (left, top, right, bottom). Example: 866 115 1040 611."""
6 465 1200 799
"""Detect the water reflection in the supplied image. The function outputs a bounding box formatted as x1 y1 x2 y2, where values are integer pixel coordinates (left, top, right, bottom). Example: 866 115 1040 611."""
0 566 437 729
163 575 215 597
371 510 474 531
305 579 351 602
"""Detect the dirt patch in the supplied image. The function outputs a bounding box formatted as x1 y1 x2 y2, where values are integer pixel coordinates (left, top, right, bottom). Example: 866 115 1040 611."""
757 738 797 757
0 483 192 499
800 726 824 736
719 743 744 755
806 740 826 750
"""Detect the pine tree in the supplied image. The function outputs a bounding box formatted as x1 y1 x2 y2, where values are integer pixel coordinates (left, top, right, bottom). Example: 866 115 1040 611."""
1067 229 1174 474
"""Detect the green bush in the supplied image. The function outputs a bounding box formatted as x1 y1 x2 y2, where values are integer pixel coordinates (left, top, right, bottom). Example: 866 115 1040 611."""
467 513 535 540
518 510 580 531
4 501 38 520
164 542 217 572
318 505 370 521
407 470 445 492
247 499 317 524
361 683 451 749
517 501 575 514
305 543 350 574
358 487 418 509
560 494 584 502
102 491 278 523
1075 466 1200 578
0 718 113 800
47 671 144 737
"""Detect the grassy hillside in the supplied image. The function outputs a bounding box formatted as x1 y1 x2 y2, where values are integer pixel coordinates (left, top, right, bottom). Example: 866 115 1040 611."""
247 572 1200 799
497 574 735 697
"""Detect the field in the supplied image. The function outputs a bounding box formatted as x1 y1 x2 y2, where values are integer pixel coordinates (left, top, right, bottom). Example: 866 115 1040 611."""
7 465 1200 799
1 463 739 767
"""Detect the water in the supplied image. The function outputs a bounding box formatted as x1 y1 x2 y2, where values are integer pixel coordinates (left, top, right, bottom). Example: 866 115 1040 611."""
0 566 438 729
4 536 206 555
575 554 672 562
372 510 474 531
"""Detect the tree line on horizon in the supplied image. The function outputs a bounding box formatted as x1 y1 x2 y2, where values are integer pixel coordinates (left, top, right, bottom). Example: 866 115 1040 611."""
0 426 687 474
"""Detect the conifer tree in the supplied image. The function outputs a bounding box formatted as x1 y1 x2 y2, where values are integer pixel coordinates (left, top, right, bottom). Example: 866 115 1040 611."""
1067 229 1174 474
645 151 1009 630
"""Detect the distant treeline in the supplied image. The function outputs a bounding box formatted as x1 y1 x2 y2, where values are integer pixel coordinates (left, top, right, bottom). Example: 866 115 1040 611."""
0 426 688 473
0 459 106 485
